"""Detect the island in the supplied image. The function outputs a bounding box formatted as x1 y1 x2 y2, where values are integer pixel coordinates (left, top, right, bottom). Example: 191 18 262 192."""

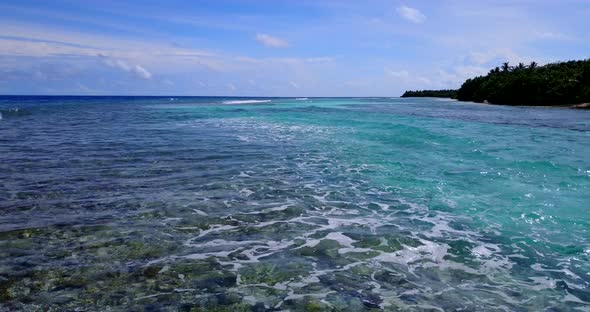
401 89 457 98
402 59 590 108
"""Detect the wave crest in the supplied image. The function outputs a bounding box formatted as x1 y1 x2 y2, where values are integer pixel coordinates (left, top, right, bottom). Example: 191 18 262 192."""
222 100 271 105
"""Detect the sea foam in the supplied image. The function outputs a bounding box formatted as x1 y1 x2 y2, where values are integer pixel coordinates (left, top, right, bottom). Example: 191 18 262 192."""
222 99 271 104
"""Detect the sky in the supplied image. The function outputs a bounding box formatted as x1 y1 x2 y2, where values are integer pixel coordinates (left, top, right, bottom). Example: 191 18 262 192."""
0 0 588 97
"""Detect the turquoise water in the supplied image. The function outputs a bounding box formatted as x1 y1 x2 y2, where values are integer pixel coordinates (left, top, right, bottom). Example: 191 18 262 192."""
1 96 589 311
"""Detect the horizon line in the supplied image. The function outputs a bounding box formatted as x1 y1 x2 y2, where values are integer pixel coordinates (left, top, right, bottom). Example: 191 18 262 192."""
0 94 404 98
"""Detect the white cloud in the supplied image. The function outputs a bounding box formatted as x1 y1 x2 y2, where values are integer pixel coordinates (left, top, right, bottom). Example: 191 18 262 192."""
454 66 488 79
75 82 96 94
133 65 152 79
469 49 535 66
385 69 409 78
433 66 487 88
102 57 152 79
534 31 574 41
227 83 236 91
255 33 289 48
415 76 432 85
304 57 335 63
0 37 100 57
0 23 337 91
385 68 432 87
289 81 299 89
396 6 426 24
0 23 226 73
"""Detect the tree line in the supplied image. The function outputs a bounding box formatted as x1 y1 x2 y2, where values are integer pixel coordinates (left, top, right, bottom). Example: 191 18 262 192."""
402 59 590 106
401 89 457 98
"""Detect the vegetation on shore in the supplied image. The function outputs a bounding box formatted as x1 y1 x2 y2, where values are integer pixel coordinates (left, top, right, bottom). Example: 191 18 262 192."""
401 89 457 98
457 59 590 105
402 59 590 107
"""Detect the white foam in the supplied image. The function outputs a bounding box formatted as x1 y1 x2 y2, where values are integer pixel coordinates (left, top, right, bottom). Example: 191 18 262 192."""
338 247 374 254
296 238 321 249
434 98 456 102
237 135 251 142
472 245 494 258
375 202 389 210
325 232 356 248
564 292 589 305
192 209 208 216
135 293 171 300
261 203 294 213
530 263 584 281
527 276 557 290
238 171 252 177
190 224 238 241
240 188 255 197
186 239 261 248
374 240 449 265
222 100 271 104
184 250 237 260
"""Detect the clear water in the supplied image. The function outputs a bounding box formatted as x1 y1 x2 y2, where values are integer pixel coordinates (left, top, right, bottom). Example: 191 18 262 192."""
1 96 589 311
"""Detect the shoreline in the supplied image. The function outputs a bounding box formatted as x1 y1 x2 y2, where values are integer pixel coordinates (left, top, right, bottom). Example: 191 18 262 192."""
474 102 590 109
407 97 590 109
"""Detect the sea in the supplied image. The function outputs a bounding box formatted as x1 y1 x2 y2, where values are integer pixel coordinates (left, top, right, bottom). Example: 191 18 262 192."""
1 96 589 311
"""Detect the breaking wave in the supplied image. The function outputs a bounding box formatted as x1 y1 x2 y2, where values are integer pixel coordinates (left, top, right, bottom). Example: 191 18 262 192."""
222 99 272 105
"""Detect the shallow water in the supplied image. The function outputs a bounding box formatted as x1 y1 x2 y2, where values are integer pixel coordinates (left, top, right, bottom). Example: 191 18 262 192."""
1 96 589 311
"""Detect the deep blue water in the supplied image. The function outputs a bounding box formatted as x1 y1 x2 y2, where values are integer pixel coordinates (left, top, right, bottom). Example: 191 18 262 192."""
1 96 589 311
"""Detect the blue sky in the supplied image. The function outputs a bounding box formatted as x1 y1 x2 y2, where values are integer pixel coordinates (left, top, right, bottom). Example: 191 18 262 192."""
0 0 588 96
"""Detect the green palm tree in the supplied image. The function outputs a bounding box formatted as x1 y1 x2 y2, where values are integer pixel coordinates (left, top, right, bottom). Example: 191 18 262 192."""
501 62 511 72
